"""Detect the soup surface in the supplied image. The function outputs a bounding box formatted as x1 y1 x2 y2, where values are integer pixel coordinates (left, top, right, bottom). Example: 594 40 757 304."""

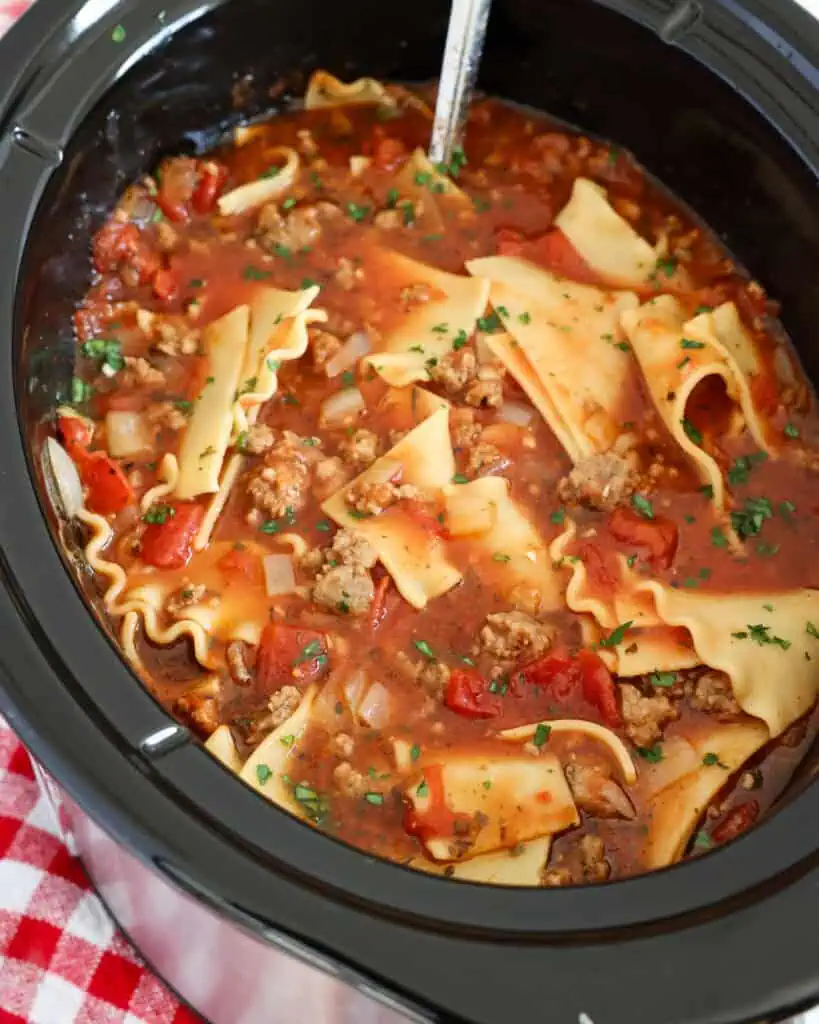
49 73 819 886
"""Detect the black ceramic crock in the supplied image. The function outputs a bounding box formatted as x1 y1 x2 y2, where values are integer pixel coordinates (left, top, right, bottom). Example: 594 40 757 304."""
0 0 818 1021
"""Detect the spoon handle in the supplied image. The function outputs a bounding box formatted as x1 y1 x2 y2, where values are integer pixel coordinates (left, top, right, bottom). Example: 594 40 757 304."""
428 0 493 166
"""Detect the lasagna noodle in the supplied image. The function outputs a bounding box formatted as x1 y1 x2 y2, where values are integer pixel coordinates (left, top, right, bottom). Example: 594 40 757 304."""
410 838 552 886
391 148 470 233
175 305 250 500
322 407 462 608
217 147 300 216
621 296 772 511
443 476 565 612
553 177 659 287
405 753 579 861
364 250 490 387
499 719 637 784
638 719 769 868
304 71 395 109
635 580 819 737
466 255 638 462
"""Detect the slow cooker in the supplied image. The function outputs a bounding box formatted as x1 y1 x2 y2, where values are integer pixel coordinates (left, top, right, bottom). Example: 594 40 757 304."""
0 0 818 1021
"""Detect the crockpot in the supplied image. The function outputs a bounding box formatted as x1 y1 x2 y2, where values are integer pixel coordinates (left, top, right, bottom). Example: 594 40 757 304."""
0 0 818 1021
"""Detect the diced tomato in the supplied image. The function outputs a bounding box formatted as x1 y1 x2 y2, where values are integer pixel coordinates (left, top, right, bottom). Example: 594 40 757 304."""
576 542 619 589
608 506 679 571
401 499 449 539
712 801 760 845
528 228 600 285
156 156 198 223
575 648 621 727
403 764 468 842
495 228 526 258
152 267 179 303
191 161 229 215
372 137 407 171
518 647 621 727
218 547 263 586
81 453 134 516
444 667 502 719
370 574 402 631
92 221 141 274
57 415 92 461
256 623 328 689
128 243 161 286
140 502 204 569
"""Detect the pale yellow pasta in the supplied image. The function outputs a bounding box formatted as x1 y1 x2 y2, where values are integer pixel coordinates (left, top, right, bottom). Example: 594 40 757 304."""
499 720 637 784
409 837 552 886
217 147 300 215
304 71 395 109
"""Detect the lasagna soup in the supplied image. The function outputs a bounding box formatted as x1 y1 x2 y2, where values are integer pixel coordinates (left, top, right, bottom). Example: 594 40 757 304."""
48 72 819 886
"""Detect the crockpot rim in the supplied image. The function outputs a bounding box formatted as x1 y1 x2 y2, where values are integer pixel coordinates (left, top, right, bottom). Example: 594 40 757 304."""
0 0 818 947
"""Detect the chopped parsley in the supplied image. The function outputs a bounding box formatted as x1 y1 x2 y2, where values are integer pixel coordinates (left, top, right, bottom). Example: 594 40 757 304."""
432 323 449 334
649 672 677 688
482 779 492 791
680 338 705 350
281 197 297 211
346 201 370 222
730 496 772 539
70 376 93 405
702 752 728 768
292 782 331 825
637 745 664 763
598 620 634 648
710 526 729 549
784 422 800 439
452 473 469 485
400 200 416 226
693 830 713 849
280 734 295 747
533 723 551 748
142 504 176 525
255 764 273 786
364 792 384 806
654 255 677 278
188 278 204 289
410 744 421 762
242 265 273 281
82 338 124 373
677 356 691 370
731 623 790 649
550 508 566 525
631 494 654 520
413 639 436 660
699 484 714 501
492 552 511 563
476 311 503 334
292 639 325 666
807 622 819 640
780 499 796 520
301 277 317 289
260 506 297 534
111 23 126 42
385 187 399 208
316 520 332 532
260 164 281 179
452 330 469 350
726 451 767 486
682 419 702 445
340 370 356 388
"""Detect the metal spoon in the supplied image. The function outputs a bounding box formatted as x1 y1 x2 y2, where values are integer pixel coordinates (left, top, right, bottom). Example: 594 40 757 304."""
428 0 493 166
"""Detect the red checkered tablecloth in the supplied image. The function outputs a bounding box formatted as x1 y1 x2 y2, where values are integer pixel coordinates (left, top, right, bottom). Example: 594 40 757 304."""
0 4 201 1021
0 722 199 1023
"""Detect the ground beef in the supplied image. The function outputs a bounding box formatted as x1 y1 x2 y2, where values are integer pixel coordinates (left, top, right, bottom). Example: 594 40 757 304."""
557 452 637 512
331 733 355 759
465 370 504 409
313 564 374 615
620 683 678 748
335 256 364 291
338 428 380 468
242 423 277 455
328 529 378 569
146 401 189 432
155 219 179 252
246 444 311 521
165 581 207 617
333 761 367 798
686 670 741 716
344 477 417 517
257 201 340 253
564 761 635 820
465 441 507 477
268 684 301 727
121 356 165 388
541 865 573 887
479 611 554 661
173 693 220 736
226 640 253 687
374 209 402 229
450 408 482 448
417 660 451 701
313 456 352 500
579 834 610 882
429 348 478 394
310 329 342 370
136 310 199 356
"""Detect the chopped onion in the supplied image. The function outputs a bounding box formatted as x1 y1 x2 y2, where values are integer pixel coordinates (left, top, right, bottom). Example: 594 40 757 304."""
349 155 372 177
342 669 368 714
357 680 392 729
42 438 83 519
263 553 296 596
325 331 372 378
497 400 535 427
105 410 150 458
320 386 366 426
